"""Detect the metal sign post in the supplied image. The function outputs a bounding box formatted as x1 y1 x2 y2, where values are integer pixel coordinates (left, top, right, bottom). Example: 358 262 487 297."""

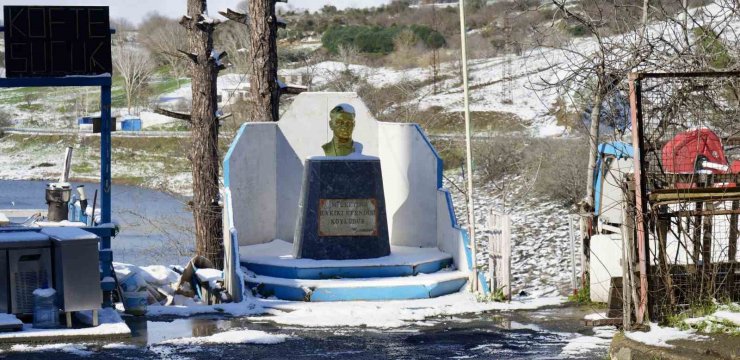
0 5 115 307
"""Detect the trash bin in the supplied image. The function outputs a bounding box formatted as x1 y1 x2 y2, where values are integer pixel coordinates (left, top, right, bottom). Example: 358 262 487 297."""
41 228 102 314
46 183 72 222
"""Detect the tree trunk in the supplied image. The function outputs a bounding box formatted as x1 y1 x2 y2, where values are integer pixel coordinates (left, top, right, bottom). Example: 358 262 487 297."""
186 0 223 268
581 77 606 289
247 0 279 122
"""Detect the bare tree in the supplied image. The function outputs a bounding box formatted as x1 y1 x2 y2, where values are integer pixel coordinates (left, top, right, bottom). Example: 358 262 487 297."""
139 14 189 87
215 22 250 74
112 44 156 115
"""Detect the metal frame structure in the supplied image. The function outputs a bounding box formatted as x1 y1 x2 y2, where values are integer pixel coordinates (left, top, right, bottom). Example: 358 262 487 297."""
629 71 740 323
0 30 116 305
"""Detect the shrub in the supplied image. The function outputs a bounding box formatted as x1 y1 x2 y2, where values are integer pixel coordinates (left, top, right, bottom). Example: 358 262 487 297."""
473 137 589 207
321 24 445 55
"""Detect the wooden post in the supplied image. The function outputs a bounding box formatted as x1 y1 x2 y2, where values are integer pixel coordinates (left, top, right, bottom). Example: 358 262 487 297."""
621 191 633 330
488 211 497 293
569 215 578 295
503 214 511 300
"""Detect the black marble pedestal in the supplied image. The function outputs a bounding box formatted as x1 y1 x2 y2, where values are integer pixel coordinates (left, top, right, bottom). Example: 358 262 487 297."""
293 157 390 260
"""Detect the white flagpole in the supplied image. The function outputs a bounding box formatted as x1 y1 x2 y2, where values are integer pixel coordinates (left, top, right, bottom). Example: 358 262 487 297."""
458 0 478 292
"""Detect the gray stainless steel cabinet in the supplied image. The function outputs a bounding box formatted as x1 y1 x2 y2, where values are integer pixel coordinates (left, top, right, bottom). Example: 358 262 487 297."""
41 228 102 312
0 232 53 315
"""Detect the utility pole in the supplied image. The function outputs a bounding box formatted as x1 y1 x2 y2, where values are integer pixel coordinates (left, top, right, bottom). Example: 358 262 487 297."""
458 0 479 292
501 14 513 105
431 1 439 94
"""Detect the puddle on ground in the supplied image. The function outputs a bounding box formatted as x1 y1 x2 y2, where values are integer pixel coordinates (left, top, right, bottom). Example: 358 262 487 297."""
125 315 270 345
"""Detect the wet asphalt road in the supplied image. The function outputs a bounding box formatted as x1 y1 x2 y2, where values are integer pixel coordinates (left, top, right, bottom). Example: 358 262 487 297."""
0 307 610 360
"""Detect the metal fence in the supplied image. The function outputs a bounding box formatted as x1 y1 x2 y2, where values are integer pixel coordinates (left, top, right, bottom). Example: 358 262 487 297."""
630 71 740 322
487 210 511 300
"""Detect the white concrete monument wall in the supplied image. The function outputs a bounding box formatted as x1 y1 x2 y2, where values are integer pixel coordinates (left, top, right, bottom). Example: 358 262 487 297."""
224 92 469 271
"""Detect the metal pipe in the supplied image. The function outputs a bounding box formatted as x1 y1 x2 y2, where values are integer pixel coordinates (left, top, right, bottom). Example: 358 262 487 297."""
458 0 478 292
59 146 73 183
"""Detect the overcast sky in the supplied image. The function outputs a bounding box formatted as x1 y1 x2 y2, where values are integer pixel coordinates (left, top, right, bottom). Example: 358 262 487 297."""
0 0 392 25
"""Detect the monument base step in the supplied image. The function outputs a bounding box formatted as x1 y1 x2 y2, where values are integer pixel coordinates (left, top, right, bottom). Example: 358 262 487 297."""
243 270 469 302
240 239 454 279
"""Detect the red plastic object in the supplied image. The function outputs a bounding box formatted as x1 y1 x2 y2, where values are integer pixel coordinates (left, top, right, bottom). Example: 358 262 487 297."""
662 128 728 174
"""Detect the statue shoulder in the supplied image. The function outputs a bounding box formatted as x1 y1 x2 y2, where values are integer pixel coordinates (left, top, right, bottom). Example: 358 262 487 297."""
322 141 333 156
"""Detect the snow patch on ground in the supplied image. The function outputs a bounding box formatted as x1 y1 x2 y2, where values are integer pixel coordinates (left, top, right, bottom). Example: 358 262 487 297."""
625 323 707 348
251 292 564 328
102 342 139 350
159 329 290 345
8 343 94 357
584 312 608 321
559 326 616 357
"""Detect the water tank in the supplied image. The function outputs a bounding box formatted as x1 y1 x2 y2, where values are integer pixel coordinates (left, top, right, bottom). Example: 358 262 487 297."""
121 118 142 131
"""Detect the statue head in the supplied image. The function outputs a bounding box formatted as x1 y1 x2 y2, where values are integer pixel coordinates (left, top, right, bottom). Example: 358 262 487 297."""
329 103 355 141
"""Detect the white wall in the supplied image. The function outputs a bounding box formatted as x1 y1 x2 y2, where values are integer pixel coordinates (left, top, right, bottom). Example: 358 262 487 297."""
590 234 623 303
225 123 277 245
378 123 438 247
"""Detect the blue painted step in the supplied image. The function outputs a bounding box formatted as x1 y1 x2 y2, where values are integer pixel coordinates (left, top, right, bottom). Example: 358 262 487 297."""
244 270 468 302
240 240 454 280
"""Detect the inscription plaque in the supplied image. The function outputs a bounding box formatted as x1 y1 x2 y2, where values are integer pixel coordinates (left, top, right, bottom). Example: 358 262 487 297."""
319 199 378 236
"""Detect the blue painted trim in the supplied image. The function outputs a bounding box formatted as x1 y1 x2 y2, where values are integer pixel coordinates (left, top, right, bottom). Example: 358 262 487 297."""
241 258 453 280
245 275 468 301
309 278 467 301
594 141 634 215
413 124 443 189
230 228 244 303
428 278 469 298
461 229 474 271
414 258 453 274
0 76 112 88
223 123 248 189
311 285 428 301
477 272 490 294
442 189 460 228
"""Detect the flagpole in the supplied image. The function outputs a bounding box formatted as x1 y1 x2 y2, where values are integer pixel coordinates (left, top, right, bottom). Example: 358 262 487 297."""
458 0 478 292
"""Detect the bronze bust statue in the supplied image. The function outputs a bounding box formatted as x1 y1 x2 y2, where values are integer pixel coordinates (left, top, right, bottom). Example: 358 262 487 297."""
322 104 357 156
